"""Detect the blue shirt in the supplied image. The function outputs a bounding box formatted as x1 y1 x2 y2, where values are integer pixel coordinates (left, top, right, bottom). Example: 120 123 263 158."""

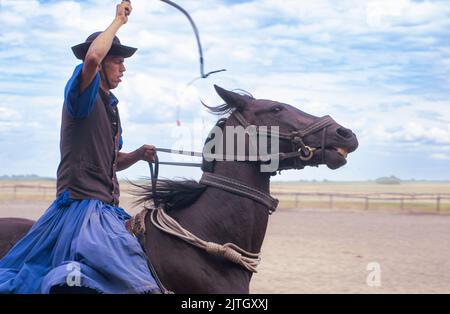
64 64 123 150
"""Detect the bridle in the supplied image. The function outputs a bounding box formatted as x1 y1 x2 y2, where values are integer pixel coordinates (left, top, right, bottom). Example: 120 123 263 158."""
231 110 336 169
148 109 337 174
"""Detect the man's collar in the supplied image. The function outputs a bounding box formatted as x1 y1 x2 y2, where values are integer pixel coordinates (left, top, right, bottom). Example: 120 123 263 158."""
109 92 119 107
99 89 119 107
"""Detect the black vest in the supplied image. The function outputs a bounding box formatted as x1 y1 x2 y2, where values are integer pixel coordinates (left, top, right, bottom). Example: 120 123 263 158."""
56 90 121 206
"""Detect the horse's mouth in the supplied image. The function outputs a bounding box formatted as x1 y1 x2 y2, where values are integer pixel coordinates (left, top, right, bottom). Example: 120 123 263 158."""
333 147 348 158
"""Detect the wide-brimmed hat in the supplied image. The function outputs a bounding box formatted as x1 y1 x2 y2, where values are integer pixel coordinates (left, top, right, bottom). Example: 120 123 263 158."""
71 31 137 60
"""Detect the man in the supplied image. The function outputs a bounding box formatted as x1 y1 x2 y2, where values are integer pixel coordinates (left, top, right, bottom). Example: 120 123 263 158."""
0 1 161 294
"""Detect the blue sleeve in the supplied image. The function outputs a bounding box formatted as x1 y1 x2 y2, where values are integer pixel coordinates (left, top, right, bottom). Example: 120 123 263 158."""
119 126 123 151
64 63 100 119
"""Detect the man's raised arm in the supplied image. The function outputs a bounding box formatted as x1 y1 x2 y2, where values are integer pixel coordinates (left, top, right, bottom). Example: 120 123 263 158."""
80 0 132 93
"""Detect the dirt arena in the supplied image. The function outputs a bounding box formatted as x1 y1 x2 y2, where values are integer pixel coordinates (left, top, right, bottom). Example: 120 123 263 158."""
250 208 450 293
1 197 449 294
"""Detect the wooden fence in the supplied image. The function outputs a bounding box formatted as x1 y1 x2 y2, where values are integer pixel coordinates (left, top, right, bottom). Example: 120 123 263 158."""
273 192 450 212
1 184 450 212
0 184 54 200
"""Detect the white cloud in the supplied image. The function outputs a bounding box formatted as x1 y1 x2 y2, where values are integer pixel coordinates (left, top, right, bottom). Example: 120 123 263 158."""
0 107 21 122
1 0 449 180
366 0 447 29
372 121 450 147
431 153 450 161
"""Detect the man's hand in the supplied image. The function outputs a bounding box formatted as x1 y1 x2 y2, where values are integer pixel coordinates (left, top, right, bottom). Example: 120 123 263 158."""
117 145 156 171
116 0 132 25
138 144 157 163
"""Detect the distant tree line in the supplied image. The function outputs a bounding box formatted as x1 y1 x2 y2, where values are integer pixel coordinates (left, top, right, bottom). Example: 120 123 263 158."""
375 175 401 185
0 175 54 181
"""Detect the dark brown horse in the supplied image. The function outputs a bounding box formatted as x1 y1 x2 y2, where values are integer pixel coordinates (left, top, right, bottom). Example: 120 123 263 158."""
0 85 358 293
0 218 34 259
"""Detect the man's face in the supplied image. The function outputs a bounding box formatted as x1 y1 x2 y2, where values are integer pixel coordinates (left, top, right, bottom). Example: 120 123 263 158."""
101 55 126 89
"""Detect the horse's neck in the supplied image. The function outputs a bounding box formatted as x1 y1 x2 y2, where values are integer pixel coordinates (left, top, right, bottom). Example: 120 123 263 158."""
202 161 271 253
213 115 271 193
213 161 271 192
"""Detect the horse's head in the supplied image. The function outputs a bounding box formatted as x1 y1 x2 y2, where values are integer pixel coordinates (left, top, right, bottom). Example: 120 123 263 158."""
210 85 358 171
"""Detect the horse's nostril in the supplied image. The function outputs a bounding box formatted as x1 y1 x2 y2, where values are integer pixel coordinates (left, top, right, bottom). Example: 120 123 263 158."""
336 127 353 139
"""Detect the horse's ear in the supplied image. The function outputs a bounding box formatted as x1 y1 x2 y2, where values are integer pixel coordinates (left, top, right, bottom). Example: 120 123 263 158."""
214 85 249 110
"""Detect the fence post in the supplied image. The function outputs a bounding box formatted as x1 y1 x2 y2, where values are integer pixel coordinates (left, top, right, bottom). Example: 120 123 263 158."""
14 185 17 200
436 196 441 213
295 194 299 208
400 198 404 211
365 197 369 210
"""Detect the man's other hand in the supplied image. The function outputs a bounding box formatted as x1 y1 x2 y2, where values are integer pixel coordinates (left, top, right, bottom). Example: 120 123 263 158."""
138 144 156 163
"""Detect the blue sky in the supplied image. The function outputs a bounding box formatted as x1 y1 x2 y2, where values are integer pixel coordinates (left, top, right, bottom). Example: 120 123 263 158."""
0 0 449 181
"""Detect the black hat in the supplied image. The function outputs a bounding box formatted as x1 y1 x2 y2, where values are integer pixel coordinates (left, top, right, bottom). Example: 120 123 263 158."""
71 31 137 60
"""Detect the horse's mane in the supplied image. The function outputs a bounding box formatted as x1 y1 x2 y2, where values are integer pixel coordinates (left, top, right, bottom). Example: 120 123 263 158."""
133 99 245 211
201 100 237 115
131 178 207 212
201 88 253 115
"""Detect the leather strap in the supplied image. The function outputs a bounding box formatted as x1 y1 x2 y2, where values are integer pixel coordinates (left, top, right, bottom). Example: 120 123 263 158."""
200 172 278 214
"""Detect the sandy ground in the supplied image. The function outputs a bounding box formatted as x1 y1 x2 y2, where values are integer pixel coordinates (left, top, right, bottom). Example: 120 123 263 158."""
250 208 450 293
1 200 449 293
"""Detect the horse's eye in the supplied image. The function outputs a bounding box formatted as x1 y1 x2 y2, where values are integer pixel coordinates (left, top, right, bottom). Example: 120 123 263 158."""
271 107 282 113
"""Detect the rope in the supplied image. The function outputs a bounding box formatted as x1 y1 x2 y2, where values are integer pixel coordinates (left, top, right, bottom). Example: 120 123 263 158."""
149 206 261 273
128 209 146 238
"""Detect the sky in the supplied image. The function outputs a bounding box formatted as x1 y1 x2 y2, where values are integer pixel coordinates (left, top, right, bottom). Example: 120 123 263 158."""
0 0 449 182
